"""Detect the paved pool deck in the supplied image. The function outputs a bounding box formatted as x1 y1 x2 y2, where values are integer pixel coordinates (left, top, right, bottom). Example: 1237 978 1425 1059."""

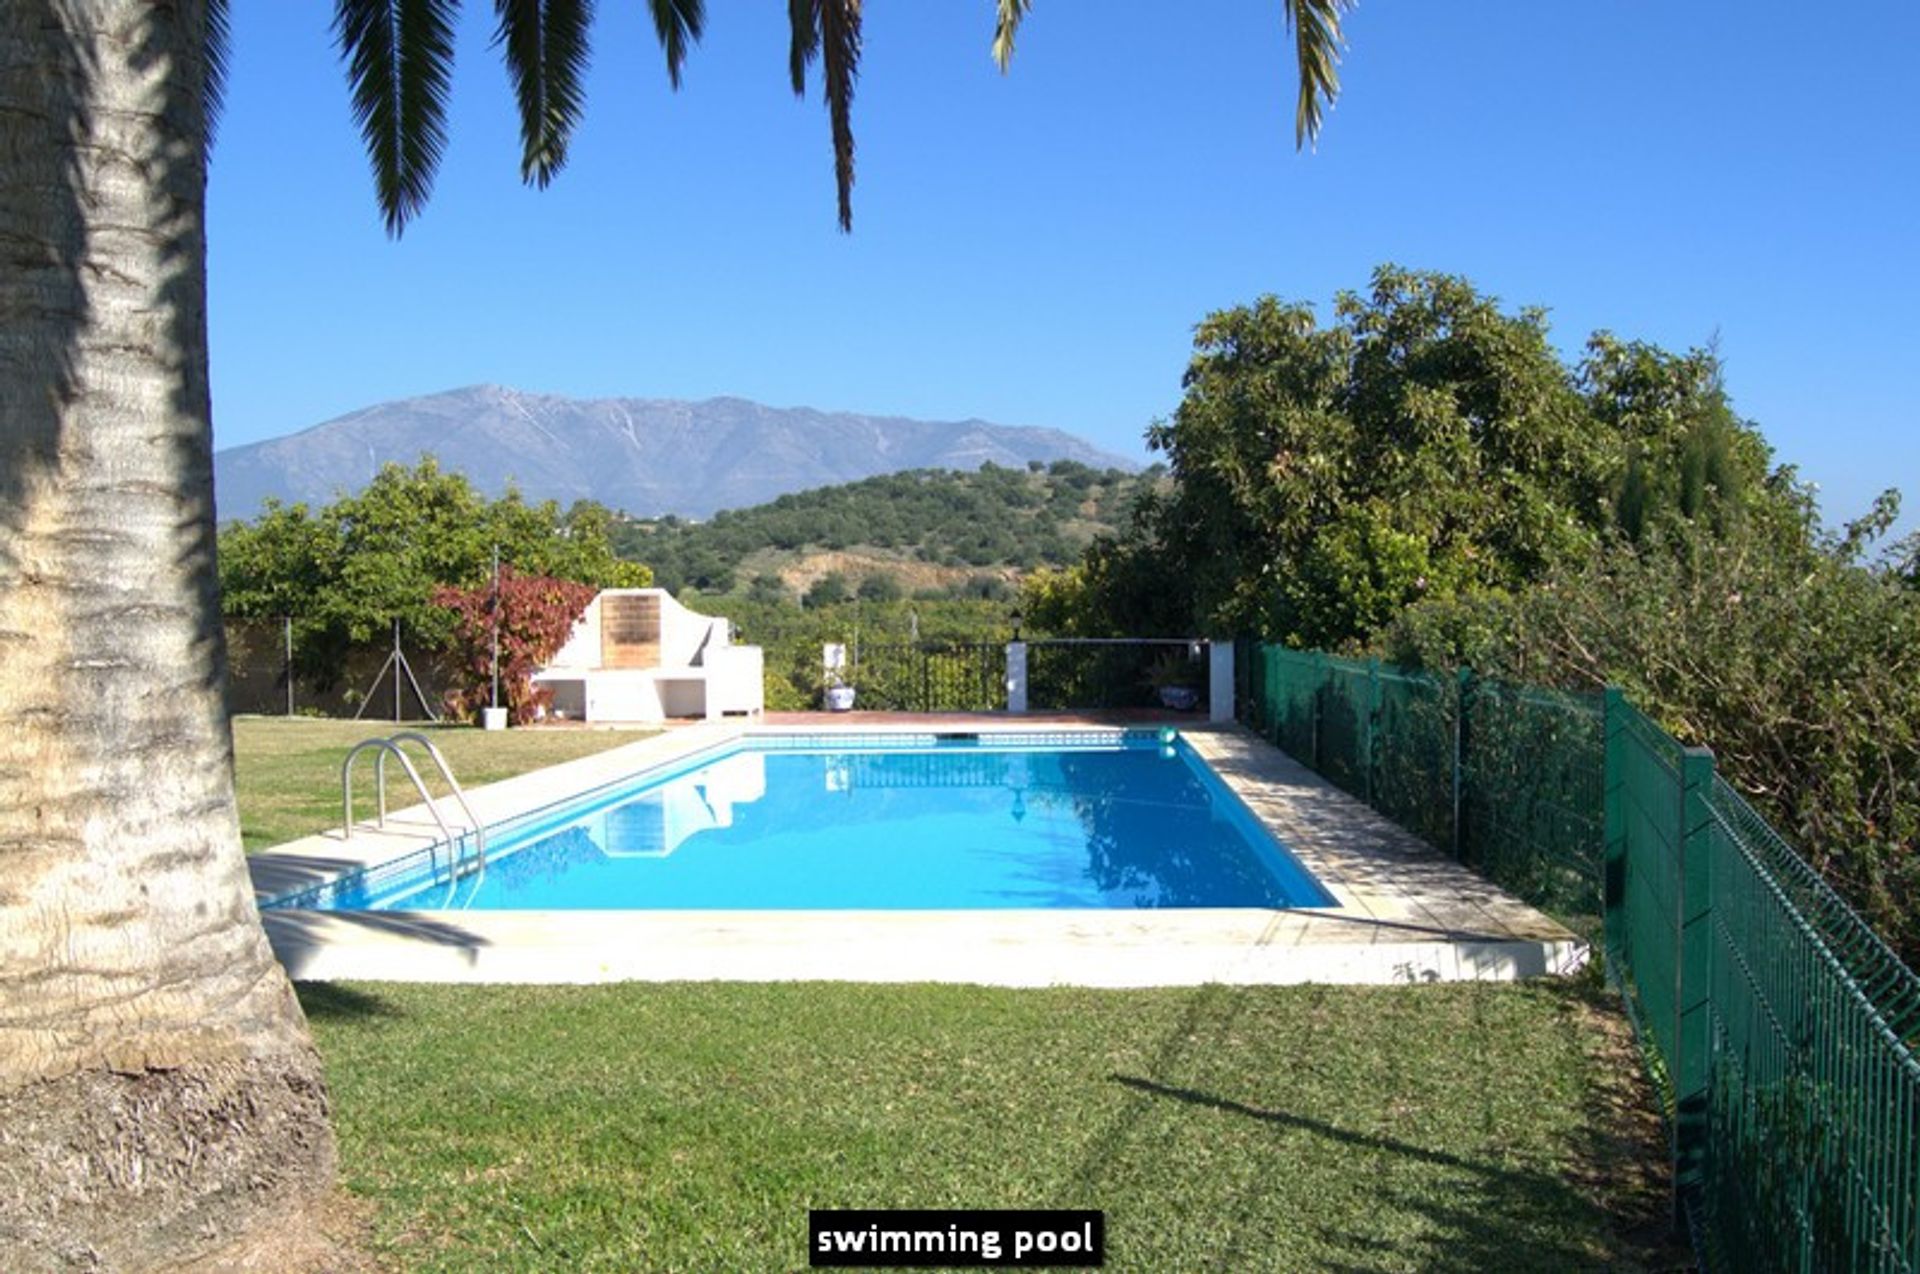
250 719 1586 987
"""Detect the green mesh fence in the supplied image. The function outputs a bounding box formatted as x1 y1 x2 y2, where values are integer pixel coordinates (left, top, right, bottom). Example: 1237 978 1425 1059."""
1606 697 1688 1109
1462 679 1604 923
1238 642 1920 1272
1238 645 1597 919
1698 776 1920 1272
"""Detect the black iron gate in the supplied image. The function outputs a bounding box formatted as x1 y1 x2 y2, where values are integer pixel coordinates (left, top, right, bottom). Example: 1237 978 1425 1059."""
848 642 1006 711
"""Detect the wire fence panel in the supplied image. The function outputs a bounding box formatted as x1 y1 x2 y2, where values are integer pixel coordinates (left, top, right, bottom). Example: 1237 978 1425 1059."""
1461 678 1605 927
1235 639 1920 1274
1311 655 1374 799
1371 663 1459 853
1252 642 1318 763
1238 646 1598 913
1701 778 1920 1273
222 618 453 720
1606 698 1689 1114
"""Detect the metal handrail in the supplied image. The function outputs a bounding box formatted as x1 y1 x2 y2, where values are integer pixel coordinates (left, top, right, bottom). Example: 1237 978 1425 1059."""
381 731 488 869
341 734 488 903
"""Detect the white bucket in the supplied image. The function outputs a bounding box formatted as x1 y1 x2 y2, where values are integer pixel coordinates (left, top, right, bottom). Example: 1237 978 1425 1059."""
481 706 509 731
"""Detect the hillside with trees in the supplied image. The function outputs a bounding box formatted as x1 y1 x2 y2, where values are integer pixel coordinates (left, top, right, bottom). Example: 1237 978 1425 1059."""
1030 265 1920 962
213 458 1142 714
611 461 1159 598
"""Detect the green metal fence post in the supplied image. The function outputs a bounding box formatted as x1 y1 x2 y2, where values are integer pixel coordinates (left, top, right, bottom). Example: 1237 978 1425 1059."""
1310 652 1324 772
1601 688 1628 963
1674 744 1716 1234
1265 644 1279 745
1365 658 1381 804
1452 667 1474 863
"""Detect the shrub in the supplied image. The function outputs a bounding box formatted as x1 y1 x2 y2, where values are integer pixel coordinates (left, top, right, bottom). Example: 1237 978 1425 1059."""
1385 501 1920 963
433 569 596 724
857 573 902 602
804 572 851 609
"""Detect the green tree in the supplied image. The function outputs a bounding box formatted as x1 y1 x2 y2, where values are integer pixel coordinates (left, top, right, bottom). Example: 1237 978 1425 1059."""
858 573 903 602
219 459 646 680
1386 487 1920 962
747 573 792 606
1057 266 1769 648
805 571 852 608
609 464 1152 590
0 3 1355 1264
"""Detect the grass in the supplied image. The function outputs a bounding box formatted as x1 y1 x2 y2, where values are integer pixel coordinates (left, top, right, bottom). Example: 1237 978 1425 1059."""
231 721 1678 1270
302 979 1681 1273
232 717 648 850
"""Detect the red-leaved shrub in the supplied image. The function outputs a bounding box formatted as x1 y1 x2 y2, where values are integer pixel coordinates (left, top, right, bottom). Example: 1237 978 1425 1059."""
433 569 596 724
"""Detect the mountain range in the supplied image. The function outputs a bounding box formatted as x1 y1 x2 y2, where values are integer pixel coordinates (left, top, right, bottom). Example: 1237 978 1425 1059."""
213 385 1136 519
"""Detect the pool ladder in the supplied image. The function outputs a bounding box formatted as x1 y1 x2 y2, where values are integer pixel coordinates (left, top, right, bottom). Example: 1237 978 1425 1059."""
342 732 487 905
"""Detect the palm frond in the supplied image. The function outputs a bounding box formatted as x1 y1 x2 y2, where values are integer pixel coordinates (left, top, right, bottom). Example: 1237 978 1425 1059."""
818 0 861 231
334 0 460 235
1283 0 1352 149
787 0 819 97
494 0 595 187
992 0 1032 73
646 0 704 90
205 0 230 150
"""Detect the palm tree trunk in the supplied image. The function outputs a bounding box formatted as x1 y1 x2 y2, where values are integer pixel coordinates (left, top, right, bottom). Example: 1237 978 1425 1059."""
0 3 335 1267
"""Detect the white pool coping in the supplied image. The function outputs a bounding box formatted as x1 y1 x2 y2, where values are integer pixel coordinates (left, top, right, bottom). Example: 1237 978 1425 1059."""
250 722 1587 987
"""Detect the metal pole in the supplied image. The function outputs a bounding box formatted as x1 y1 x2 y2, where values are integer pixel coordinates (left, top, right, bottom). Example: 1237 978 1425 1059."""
490 544 501 711
392 618 402 722
284 614 294 716
1452 668 1471 861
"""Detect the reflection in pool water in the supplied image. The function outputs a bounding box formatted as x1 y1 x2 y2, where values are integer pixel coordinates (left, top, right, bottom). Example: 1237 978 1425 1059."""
312 741 1332 912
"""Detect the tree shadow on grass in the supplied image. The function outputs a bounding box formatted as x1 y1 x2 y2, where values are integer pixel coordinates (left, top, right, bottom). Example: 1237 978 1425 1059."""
295 982 404 1023
1076 982 1691 1273
1110 1070 1629 1273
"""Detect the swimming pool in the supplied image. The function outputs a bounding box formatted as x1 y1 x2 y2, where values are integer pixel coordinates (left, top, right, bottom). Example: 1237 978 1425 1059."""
267 731 1334 912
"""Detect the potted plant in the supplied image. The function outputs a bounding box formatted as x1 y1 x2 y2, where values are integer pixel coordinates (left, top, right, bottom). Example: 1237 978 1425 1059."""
824 671 857 712
1143 650 1201 711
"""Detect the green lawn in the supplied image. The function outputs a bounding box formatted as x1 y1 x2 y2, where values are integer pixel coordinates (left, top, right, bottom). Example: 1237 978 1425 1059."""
232 720 1679 1271
233 717 648 850
302 980 1680 1273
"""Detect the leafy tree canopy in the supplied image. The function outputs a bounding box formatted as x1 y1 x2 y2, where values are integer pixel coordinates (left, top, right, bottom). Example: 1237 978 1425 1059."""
219 458 648 653
1038 265 1774 646
1386 489 1920 962
804 572 852 609
1027 263 1918 963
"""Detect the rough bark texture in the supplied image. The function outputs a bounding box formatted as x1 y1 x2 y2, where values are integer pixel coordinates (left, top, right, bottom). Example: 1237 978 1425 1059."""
0 2 337 1267
0 1059 335 1271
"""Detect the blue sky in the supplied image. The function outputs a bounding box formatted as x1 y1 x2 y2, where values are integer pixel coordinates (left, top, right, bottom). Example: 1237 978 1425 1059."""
209 1 1917 534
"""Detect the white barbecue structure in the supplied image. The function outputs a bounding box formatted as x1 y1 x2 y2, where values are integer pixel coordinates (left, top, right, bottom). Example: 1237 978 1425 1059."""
531 589 764 723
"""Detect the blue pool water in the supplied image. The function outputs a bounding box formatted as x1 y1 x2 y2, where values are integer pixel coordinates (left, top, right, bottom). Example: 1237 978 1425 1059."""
270 733 1333 912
